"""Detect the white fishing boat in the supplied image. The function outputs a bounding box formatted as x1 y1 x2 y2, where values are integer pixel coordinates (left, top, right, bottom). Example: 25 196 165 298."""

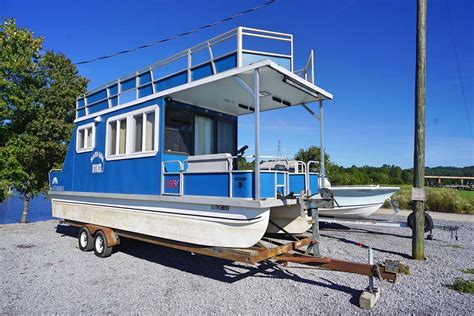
266 166 399 234
320 185 400 218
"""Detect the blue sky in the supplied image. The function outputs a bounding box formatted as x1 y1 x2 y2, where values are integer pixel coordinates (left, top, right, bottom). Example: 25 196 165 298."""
2 0 473 168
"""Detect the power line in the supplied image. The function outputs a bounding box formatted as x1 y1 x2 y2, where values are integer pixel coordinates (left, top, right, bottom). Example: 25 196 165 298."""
445 0 473 138
75 0 277 65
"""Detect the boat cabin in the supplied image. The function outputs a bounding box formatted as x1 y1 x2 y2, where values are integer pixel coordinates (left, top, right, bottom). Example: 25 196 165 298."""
49 27 333 201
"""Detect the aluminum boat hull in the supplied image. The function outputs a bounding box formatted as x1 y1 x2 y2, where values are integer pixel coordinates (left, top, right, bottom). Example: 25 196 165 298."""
51 193 270 248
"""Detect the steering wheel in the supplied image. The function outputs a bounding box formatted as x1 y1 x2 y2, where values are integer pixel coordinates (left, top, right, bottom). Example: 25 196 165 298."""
236 145 248 157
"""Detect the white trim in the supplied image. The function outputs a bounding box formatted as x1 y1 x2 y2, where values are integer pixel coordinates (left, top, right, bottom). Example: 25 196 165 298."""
105 105 160 161
74 60 333 123
76 122 95 153
49 189 293 208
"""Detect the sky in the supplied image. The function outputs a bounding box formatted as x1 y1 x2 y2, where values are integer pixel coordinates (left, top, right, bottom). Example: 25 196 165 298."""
2 0 473 168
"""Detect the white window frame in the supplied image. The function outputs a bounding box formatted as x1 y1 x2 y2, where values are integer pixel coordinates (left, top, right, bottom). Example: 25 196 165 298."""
105 104 159 161
76 122 95 153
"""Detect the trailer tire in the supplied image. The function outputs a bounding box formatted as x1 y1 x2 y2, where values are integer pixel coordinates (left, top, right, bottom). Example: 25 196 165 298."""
78 227 94 252
93 230 113 258
407 212 434 233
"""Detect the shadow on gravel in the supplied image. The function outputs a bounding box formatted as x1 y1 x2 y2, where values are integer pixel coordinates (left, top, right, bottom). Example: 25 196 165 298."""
55 224 362 306
320 222 412 240
320 233 412 259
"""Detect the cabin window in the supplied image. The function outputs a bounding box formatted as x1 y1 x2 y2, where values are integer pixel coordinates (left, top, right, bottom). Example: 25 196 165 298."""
106 105 159 160
217 120 235 154
132 111 156 153
195 116 214 155
76 123 95 153
165 102 236 155
165 106 193 154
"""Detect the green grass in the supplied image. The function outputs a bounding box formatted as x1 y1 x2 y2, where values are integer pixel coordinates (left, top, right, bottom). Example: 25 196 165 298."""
458 190 474 203
447 278 474 294
462 268 474 275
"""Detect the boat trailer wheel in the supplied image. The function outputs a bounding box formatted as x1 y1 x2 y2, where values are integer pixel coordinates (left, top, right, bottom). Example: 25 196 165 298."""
93 230 113 258
78 227 94 252
407 212 434 234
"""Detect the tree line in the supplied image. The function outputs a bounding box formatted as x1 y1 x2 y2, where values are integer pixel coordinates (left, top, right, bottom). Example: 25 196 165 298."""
295 146 474 185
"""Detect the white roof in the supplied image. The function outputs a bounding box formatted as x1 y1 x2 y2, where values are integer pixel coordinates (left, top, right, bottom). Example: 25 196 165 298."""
75 59 332 122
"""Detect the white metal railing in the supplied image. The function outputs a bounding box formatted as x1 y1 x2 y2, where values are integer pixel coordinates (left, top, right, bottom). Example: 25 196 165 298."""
76 27 295 118
306 160 320 194
160 155 292 198
294 50 315 84
161 160 184 196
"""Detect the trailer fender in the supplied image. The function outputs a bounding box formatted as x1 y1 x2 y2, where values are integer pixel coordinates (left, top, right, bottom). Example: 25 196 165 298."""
84 224 120 247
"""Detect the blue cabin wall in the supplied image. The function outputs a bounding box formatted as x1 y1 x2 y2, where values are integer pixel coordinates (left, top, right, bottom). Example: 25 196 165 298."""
51 97 165 195
52 97 240 196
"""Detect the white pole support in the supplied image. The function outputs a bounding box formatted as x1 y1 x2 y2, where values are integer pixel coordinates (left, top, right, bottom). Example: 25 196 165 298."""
319 99 325 188
237 27 243 68
254 69 260 200
187 49 192 83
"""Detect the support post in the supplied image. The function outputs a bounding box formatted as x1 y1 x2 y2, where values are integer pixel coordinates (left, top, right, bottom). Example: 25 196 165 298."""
412 0 426 260
187 49 192 83
368 247 374 291
311 206 321 257
237 27 243 68
254 69 260 200
319 100 325 188
359 246 380 310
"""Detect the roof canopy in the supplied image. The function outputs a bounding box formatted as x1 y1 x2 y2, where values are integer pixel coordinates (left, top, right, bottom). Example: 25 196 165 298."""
168 60 333 116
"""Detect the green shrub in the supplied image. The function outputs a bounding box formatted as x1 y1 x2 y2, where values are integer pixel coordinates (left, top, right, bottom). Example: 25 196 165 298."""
383 186 474 214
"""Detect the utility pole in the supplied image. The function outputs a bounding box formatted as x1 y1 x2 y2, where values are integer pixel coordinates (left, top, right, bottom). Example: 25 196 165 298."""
412 0 427 260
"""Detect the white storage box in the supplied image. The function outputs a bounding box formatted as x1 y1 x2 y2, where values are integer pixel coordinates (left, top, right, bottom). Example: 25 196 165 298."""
187 153 233 172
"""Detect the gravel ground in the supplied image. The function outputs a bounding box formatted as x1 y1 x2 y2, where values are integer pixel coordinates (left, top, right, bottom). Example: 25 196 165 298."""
1 214 473 314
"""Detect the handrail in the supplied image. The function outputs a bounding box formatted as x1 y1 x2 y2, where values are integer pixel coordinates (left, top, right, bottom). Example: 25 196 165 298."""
76 27 295 118
306 160 320 194
161 160 184 195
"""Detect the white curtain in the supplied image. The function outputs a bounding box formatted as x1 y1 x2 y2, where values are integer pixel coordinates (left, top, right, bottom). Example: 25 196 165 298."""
194 116 213 155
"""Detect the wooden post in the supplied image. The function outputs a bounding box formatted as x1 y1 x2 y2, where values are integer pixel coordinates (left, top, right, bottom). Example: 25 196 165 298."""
412 0 426 260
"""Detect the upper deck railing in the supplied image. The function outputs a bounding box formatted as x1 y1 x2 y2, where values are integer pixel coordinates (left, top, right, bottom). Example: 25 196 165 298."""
76 27 315 119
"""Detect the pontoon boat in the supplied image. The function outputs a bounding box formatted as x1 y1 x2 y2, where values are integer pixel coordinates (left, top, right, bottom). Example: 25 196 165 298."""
49 27 333 247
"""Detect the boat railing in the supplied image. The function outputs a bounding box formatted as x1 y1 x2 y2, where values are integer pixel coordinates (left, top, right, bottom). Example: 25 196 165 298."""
161 160 184 196
305 160 320 193
161 155 291 198
160 156 329 199
76 27 297 119
294 49 315 84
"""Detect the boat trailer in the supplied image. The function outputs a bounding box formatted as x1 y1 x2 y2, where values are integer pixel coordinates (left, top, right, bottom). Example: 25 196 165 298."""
62 193 409 310
319 200 460 241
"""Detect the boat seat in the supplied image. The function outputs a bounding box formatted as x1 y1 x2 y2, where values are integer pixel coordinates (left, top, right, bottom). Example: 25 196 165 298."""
187 153 233 172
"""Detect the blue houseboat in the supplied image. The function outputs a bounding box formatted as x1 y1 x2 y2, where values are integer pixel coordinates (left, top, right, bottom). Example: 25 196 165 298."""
49 27 333 249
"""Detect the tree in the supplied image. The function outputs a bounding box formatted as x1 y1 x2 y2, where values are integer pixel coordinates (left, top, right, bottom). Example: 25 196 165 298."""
294 145 331 171
0 18 88 223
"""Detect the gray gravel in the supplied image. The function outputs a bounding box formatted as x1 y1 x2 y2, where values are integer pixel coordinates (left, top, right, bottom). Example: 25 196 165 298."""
1 214 473 314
